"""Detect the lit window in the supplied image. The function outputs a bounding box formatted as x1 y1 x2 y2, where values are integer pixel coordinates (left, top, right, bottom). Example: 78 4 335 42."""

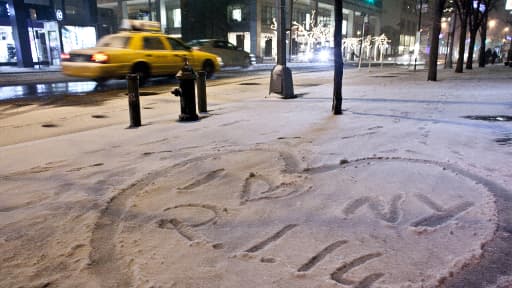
228 5 246 23
172 9 181 28
232 8 242 22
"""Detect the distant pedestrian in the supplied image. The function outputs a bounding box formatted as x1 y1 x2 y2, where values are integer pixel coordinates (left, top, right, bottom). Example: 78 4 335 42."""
491 50 498 64
485 48 492 64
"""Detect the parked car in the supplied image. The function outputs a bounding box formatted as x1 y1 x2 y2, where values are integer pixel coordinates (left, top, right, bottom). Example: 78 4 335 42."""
61 20 223 84
187 39 255 68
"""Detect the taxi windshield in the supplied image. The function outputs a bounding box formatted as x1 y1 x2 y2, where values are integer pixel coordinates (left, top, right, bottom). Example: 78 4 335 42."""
96 35 131 48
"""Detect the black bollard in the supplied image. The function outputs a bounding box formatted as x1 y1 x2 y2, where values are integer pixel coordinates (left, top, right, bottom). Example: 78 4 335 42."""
197 71 207 113
127 74 141 127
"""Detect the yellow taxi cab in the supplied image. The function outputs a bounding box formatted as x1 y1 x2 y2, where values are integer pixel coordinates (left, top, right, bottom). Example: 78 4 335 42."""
61 20 223 85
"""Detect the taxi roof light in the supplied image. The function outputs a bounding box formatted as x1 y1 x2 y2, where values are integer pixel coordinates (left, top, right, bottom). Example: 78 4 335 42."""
120 19 161 32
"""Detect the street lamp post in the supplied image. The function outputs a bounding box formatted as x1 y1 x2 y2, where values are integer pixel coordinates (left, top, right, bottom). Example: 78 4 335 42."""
288 0 295 59
332 0 343 114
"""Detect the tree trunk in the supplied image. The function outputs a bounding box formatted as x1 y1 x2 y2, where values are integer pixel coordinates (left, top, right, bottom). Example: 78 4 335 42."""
446 14 456 68
332 0 343 115
478 17 488 67
466 31 477 69
455 13 468 73
428 0 444 81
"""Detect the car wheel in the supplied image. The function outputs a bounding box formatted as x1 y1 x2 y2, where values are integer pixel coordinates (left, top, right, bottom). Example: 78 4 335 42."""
202 60 215 79
131 63 150 86
242 57 251 68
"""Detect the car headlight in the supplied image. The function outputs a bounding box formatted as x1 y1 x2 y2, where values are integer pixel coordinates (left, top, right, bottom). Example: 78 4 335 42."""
217 56 224 66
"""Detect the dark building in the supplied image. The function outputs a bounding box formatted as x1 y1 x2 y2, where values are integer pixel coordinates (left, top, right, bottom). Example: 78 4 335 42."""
1 0 97 67
3 0 395 67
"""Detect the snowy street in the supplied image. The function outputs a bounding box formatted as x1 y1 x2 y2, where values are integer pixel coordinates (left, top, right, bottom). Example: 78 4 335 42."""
1 66 511 287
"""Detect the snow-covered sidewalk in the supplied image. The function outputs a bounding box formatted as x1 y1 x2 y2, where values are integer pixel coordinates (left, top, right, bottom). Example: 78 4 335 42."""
1 66 512 288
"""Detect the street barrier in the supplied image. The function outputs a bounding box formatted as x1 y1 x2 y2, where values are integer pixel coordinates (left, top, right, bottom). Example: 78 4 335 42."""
126 74 141 127
197 71 207 113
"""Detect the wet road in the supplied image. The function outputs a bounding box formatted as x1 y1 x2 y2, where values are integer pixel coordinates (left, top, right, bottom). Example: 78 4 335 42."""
0 81 100 101
0 64 336 102
0 78 176 101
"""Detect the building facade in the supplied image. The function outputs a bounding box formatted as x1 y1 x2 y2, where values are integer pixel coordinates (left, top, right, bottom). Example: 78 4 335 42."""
1 0 99 67
5 0 395 67
97 0 384 62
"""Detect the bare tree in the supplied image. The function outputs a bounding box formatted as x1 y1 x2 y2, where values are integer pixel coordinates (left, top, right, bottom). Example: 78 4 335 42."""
477 0 496 67
428 0 447 80
445 6 457 69
466 0 486 69
453 0 472 73
332 0 343 115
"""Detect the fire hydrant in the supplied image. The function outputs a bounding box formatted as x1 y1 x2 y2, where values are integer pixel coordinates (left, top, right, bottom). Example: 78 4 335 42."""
171 60 199 121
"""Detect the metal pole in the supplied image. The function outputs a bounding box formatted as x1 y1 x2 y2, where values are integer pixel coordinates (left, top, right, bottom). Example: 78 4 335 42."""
332 0 343 115
197 71 207 113
148 0 152 21
277 0 286 66
127 74 142 127
288 0 294 60
269 0 294 99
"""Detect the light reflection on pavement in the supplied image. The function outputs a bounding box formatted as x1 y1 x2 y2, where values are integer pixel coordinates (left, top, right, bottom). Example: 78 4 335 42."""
0 64 335 101
0 82 101 101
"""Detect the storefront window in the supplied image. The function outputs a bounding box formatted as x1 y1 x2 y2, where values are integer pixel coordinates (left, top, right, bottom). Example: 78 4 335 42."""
172 8 181 28
62 26 96 53
0 26 15 62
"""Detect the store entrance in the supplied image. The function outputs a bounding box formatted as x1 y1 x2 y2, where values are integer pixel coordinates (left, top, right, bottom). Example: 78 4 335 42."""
26 20 61 66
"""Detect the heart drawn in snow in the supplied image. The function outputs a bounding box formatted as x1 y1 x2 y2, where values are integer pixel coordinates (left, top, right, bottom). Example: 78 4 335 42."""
240 172 308 205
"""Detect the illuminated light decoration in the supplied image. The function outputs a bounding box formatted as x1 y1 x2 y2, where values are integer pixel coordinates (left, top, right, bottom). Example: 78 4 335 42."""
91 52 109 63
56 9 63 21
318 49 330 62
473 1 486 12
